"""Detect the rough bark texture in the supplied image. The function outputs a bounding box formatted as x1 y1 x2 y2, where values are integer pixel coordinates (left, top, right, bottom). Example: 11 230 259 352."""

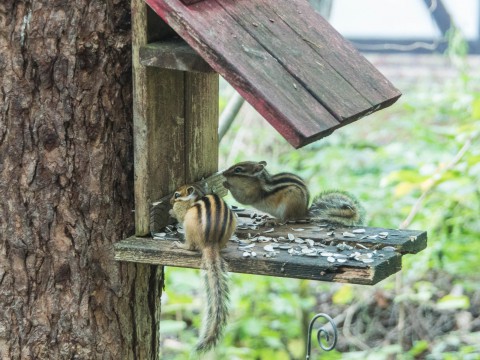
0 0 159 358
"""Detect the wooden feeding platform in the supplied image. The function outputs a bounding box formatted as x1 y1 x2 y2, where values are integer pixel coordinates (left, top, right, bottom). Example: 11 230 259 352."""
115 208 427 285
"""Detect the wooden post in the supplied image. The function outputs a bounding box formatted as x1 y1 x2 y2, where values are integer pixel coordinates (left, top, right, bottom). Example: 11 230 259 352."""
131 0 219 357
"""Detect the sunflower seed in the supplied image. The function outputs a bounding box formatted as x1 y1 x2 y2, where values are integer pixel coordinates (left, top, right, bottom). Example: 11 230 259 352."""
239 243 255 250
243 251 251 257
251 252 257 257
343 232 356 238
152 232 166 238
327 256 336 263
288 233 295 241
383 246 396 252
294 238 305 244
337 258 347 263
353 229 366 234
264 228 274 233
337 242 353 251
278 244 292 250
356 243 368 250
321 252 333 257
362 259 374 263
292 228 305 231
305 239 315 247
305 252 319 257
409 235 417 241
264 244 275 252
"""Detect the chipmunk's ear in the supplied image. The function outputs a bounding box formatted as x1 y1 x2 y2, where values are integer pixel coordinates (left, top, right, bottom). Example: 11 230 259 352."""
254 161 266 173
186 186 196 196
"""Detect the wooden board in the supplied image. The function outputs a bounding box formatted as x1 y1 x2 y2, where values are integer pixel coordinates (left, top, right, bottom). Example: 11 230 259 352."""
115 236 402 285
233 210 427 255
140 38 214 73
133 16 219 236
115 211 427 285
145 0 401 148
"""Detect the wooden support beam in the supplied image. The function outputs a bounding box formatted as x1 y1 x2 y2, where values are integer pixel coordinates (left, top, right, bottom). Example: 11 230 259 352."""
131 1 167 358
140 39 214 73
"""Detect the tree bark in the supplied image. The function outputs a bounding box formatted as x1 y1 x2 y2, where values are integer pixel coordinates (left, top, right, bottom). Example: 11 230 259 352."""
0 0 159 358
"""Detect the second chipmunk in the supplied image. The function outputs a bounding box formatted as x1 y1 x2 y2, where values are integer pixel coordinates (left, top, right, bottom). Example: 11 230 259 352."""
169 184 237 353
223 160 365 226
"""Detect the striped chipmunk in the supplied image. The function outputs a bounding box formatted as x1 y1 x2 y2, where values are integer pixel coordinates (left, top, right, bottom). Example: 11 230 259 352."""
169 184 237 353
222 160 366 226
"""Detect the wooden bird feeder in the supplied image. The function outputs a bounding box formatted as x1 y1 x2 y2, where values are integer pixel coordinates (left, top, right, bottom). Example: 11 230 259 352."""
139 0 401 148
116 0 425 313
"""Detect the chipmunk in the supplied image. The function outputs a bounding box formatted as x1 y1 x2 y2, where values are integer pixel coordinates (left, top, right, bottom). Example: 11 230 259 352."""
169 184 237 353
222 161 365 226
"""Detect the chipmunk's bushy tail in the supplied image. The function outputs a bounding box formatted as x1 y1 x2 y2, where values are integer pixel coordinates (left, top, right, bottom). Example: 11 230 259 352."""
195 246 229 353
309 190 366 226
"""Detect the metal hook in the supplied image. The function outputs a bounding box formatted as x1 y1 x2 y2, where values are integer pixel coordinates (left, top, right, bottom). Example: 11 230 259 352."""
306 313 338 359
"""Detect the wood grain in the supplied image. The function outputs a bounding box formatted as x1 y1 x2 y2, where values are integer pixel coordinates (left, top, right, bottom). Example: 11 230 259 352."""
145 0 401 148
115 236 402 285
140 39 214 73
234 211 427 255
116 213 426 285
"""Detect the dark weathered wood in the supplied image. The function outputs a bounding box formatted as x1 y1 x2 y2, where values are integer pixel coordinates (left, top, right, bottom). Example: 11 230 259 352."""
131 1 168 358
115 236 402 285
116 211 426 285
184 72 219 182
180 0 204 4
234 210 427 255
145 0 401 148
133 1 185 236
140 39 214 73
221 0 373 120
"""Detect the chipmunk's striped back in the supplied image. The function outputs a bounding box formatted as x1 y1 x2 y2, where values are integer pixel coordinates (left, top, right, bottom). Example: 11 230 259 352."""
223 161 310 221
171 187 236 353
185 194 236 249
262 172 310 206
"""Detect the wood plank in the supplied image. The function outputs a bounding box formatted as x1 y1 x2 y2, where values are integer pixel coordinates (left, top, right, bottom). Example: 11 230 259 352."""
115 236 402 285
219 0 372 120
180 0 204 4
271 0 401 109
140 39 214 73
145 0 401 148
234 210 427 255
133 2 186 236
184 72 219 182
147 0 341 148
130 1 166 358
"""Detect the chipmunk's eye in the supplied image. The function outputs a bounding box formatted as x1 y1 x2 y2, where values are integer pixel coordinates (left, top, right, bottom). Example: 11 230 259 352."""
174 192 181 199
234 167 242 174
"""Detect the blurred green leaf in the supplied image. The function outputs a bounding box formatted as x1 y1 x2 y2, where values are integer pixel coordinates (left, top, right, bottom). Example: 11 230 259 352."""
436 295 470 310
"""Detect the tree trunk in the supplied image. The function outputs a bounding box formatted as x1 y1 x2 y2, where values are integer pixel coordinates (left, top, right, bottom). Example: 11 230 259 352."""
0 0 160 358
